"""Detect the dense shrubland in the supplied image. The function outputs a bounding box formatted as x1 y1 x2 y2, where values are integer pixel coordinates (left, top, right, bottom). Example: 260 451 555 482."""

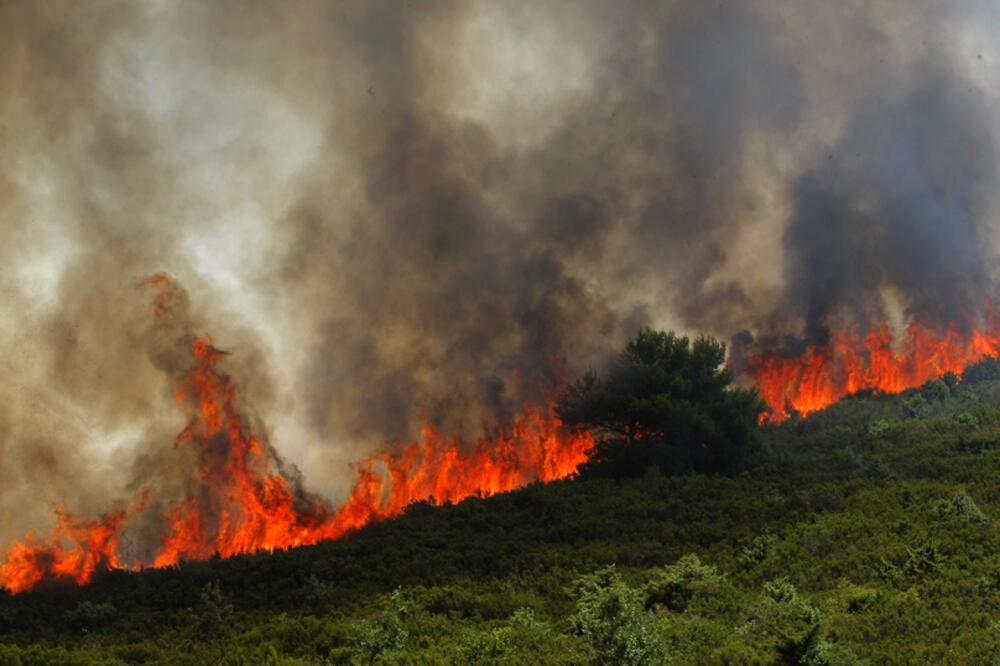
3 349 1000 663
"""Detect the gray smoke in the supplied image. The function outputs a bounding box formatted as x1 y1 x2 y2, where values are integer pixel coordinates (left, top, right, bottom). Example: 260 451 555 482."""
782 67 996 343
1 0 999 543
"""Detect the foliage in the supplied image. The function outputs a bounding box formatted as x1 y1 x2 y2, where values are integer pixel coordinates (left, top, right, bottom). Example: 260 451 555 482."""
644 554 723 612
866 418 889 440
902 542 946 578
456 607 580 665
191 581 233 638
738 532 776 571
557 328 767 476
63 600 116 631
568 567 665 665
754 578 834 665
922 379 950 403
960 355 1000 384
932 489 988 523
954 411 979 432
902 394 930 419
3 366 1000 661
348 588 411 664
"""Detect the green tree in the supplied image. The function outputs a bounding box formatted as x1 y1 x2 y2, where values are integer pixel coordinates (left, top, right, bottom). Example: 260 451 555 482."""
558 328 766 476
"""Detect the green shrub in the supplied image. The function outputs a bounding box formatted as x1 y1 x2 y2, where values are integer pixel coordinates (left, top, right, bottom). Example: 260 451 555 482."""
932 489 988 523
348 588 411 664
191 581 233 638
64 601 116 631
874 557 900 585
738 533 777 571
456 608 581 665
922 379 950 403
867 419 889 440
645 554 723 612
903 542 946 578
954 412 980 432
762 577 800 604
755 578 834 665
903 395 930 419
845 588 880 614
303 574 336 611
961 356 1000 384
569 567 665 665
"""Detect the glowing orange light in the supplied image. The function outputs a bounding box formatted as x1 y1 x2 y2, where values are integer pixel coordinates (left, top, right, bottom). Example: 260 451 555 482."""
0 277 594 593
749 318 1000 423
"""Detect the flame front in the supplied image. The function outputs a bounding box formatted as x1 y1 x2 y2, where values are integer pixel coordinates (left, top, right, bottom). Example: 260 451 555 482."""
0 280 594 594
748 318 1000 423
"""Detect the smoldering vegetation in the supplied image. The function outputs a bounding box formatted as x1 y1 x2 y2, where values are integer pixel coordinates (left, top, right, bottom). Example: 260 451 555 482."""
1 0 999 537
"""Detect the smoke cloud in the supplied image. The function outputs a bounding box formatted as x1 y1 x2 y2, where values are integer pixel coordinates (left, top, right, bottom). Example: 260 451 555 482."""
2 0 999 541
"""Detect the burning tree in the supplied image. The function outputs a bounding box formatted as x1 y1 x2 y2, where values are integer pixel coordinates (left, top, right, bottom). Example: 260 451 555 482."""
557 329 766 477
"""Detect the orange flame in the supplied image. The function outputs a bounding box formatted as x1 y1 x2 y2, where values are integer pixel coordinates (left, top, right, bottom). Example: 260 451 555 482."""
0 279 594 594
748 318 1000 423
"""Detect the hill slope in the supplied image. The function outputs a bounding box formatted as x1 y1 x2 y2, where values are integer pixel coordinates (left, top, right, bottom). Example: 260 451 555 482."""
5 364 1000 663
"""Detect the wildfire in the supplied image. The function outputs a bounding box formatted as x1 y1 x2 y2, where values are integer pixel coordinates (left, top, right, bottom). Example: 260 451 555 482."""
748 318 1000 423
17 279 996 595
0 277 594 594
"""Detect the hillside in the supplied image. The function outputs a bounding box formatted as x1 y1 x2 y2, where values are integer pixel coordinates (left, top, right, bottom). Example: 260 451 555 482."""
4 361 1000 663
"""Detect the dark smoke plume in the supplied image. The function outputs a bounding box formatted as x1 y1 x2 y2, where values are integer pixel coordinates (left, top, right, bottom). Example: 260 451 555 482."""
783 68 996 342
1 0 999 543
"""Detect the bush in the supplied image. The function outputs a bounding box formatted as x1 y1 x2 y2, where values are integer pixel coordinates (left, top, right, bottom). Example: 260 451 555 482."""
456 608 581 665
191 581 233 638
902 395 930 419
867 419 890 440
738 533 777 571
644 554 724 612
348 588 411 663
955 412 979 432
755 578 833 665
64 601 116 631
874 557 900 585
932 489 987 524
845 588 880 614
921 379 950 403
903 542 946 578
762 577 800 604
961 356 1000 384
569 567 665 665
303 574 336 611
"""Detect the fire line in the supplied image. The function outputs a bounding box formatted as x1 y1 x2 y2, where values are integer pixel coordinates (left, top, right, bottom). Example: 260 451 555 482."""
0 277 594 594
748 319 1000 423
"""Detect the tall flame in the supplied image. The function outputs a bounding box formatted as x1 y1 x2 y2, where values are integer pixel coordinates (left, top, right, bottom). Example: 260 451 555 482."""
0 277 594 594
748 318 1000 423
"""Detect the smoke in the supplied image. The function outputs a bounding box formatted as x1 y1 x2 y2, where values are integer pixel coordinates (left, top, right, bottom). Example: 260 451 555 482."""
1 0 999 541
778 19 998 344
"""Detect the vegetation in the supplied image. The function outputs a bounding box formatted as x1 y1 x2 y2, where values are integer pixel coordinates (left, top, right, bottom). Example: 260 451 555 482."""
3 348 1000 663
557 329 767 476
